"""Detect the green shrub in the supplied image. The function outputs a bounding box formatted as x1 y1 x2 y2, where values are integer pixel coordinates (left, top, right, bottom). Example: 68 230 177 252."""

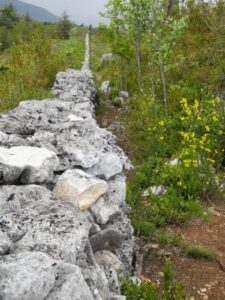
123 260 187 300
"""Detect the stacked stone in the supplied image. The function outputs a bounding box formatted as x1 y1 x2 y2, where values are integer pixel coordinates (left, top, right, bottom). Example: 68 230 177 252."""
0 39 133 300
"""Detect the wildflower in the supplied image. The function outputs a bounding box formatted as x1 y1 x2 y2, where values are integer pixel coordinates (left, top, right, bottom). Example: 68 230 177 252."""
159 121 164 126
180 98 188 106
183 159 191 167
185 107 192 116
219 130 223 136
177 181 182 186
192 160 198 167
180 116 185 121
194 100 199 111
215 97 221 104
159 136 164 141
205 125 210 132
207 158 215 164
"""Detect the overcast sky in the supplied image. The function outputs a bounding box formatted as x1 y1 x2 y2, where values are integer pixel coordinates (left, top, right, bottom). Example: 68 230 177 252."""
22 0 109 25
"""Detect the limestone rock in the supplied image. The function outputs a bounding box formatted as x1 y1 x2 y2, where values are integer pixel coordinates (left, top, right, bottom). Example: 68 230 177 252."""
9 200 91 265
0 252 94 300
0 146 59 184
102 53 113 62
119 91 129 100
0 252 56 300
101 81 111 94
0 185 55 215
46 262 94 300
0 215 25 242
87 152 123 180
151 185 167 196
0 230 11 255
91 197 120 225
95 250 123 275
54 169 108 211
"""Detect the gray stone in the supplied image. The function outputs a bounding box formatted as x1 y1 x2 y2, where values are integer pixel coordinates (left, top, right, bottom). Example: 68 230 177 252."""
46 262 94 300
102 53 113 62
95 250 124 275
91 197 120 225
54 169 108 211
0 40 134 299
0 215 25 242
90 229 126 253
82 265 110 300
150 185 167 196
0 146 59 184
0 185 55 215
0 230 11 255
119 91 129 100
87 152 123 180
9 200 91 265
101 81 111 94
0 252 56 300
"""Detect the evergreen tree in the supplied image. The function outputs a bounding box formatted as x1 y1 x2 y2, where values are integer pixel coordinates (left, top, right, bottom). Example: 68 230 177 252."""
57 11 72 39
0 4 18 28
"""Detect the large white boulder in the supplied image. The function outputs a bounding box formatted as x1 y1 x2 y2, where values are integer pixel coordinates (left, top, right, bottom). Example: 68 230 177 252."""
87 153 123 180
0 252 94 300
54 169 108 211
0 146 59 184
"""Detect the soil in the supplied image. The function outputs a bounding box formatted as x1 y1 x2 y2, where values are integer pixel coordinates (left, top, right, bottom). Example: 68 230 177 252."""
97 102 225 300
140 203 225 300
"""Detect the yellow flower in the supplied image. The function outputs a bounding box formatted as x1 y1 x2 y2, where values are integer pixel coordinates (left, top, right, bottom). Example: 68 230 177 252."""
177 181 182 186
181 132 189 141
159 136 164 141
215 97 221 104
205 125 210 132
194 100 199 111
185 107 192 116
183 159 191 167
180 116 185 121
180 98 188 106
207 158 215 164
212 116 218 122
192 160 198 167
219 130 223 136
159 121 164 126
197 116 201 121
208 99 215 106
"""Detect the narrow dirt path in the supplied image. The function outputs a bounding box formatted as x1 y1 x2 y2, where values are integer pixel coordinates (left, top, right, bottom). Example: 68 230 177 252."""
97 102 225 300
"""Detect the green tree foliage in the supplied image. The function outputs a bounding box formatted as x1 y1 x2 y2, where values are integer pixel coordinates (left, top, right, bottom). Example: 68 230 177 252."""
57 11 72 39
0 4 19 28
95 0 225 234
0 6 86 112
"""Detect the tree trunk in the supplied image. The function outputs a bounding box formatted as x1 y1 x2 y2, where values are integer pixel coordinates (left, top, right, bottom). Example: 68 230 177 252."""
160 61 168 115
136 20 142 86
150 60 155 99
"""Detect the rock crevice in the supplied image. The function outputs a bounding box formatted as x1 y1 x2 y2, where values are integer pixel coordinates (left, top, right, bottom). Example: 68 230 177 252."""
0 34 133 300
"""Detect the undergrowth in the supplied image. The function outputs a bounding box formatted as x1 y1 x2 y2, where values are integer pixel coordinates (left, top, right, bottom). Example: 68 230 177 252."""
0 25 85 112
123 260 188 300
157 232 218 261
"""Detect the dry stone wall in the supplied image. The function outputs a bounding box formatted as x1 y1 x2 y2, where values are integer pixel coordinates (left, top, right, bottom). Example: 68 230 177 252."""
0 34 133 300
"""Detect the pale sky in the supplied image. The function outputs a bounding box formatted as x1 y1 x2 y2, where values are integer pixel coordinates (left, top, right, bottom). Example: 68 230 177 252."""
22 0 109 25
